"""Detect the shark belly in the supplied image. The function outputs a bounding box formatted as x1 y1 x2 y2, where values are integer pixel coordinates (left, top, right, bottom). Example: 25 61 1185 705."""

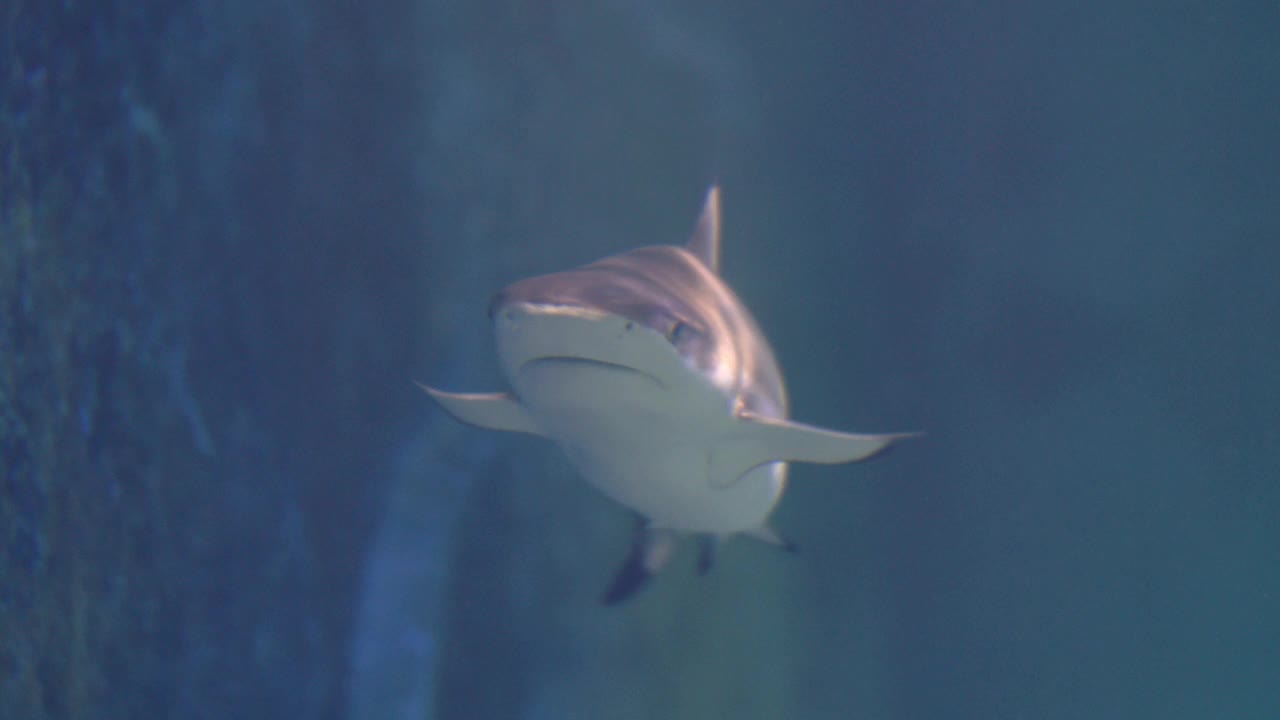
513 358 785 534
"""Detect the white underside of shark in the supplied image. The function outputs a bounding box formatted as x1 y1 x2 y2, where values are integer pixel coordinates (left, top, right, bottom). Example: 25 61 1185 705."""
421 187 915 603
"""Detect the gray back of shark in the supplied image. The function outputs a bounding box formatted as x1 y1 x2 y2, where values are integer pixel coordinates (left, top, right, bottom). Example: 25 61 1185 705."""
421 187 915 604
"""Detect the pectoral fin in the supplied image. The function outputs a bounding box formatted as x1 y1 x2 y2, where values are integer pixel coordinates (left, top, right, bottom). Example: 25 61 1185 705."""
743 524 798 553
710 411 919 488
696 535 722 575
415 383 545 436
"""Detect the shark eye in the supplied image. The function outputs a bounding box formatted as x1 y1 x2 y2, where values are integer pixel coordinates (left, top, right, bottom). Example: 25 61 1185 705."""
666 319 700 346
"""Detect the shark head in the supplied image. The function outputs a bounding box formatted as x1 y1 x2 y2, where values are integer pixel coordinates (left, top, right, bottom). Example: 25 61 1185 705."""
420 186 916 604
487 189 786 422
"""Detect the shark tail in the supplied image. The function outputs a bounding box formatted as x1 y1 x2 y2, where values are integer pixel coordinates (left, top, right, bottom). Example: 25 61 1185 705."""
600 525 680 605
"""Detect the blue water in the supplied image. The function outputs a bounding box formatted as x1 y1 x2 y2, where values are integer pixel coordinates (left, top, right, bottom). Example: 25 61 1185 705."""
2 2 1276 719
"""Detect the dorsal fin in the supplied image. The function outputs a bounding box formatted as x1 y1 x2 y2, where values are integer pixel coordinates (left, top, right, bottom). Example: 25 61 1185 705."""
685 185 721 274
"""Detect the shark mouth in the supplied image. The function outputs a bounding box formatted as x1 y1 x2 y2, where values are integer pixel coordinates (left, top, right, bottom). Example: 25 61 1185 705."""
519 356 665 388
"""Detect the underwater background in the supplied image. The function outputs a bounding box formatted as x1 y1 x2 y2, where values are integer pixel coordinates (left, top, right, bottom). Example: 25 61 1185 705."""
2 1 1277 718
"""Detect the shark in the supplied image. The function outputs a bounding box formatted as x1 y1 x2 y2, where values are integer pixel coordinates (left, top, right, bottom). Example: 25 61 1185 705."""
420 186 915 604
